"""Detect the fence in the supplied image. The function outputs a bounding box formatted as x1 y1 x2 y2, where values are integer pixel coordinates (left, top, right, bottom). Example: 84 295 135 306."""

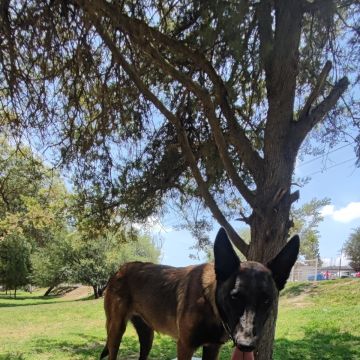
289 259 319 282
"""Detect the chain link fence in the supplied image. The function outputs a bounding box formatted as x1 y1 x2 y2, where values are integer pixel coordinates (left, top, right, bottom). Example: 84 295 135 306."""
289 259 321 282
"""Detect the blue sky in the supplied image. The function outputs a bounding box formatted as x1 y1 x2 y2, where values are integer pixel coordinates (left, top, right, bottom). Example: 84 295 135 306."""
154 141 360 267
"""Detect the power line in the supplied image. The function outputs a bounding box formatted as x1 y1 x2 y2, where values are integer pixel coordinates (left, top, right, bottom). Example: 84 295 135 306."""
306 157 357 177
297 142 355 168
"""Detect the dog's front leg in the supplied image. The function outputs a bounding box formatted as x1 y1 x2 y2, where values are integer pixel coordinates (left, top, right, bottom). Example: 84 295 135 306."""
177 340 195 360
202 344 221 360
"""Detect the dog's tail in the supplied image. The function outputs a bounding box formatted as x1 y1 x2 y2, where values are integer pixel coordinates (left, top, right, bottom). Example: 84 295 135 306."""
100 343 109 359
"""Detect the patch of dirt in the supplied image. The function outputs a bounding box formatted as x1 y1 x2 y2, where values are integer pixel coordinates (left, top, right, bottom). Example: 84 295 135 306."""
61 285 93 300
51 286 78 296
280 293 311 308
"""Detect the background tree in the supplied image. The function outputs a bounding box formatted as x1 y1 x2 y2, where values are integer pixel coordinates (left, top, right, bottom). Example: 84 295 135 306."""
31 232 74 296
70 231 160 298
0 233 31 298
0 137 69 247
344 227 360 272
291 198 330 262
0 138 71 294
1 1 359 358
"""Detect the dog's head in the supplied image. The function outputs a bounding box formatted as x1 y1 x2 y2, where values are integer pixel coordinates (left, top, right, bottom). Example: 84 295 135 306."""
214 228 299 352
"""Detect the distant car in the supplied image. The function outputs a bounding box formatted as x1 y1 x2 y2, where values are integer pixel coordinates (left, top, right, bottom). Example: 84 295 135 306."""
354 272 360 278
307 273 325 281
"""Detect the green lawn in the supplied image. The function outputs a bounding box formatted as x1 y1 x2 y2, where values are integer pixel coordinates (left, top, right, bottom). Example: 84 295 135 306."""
0 279 359 359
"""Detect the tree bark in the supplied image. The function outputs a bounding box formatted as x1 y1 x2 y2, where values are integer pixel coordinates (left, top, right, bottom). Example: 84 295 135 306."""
44 286 55 297
255 296 279 360
247 165 295 359
92 285 99 299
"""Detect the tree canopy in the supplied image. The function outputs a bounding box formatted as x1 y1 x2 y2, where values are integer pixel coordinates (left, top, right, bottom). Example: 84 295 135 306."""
1 1 359 260
291 198 330 261
0 137 69 246
344 227 360 271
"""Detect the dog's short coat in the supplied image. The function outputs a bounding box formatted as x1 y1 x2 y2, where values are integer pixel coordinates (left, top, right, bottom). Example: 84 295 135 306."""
100 228 299 360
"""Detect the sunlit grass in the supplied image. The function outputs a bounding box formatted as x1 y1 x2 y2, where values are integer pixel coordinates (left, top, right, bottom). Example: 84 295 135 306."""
0 280 359 359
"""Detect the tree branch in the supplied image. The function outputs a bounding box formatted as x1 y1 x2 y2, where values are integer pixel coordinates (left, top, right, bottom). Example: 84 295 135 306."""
256 0 274 78
84 0 263 184
84 0 257 206
302 0 334 13
298 60 332 120
307 77 350 126
81 4 249 256
263 0 304 162
290 190 300 204
291 76 350 149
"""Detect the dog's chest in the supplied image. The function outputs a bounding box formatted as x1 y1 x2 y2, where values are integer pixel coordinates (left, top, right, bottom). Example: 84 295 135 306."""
189 317 228 348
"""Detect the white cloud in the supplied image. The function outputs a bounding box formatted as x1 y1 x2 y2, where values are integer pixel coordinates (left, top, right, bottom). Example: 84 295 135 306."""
320 202 360 223
320 205 335 217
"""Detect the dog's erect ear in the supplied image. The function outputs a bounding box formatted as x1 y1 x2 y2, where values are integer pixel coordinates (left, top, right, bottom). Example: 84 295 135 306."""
267 235 300 291
214 228 240 282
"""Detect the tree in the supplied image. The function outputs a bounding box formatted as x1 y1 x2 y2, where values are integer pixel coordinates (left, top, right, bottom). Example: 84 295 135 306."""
344 227 360 272
1 1 359 358
70 231 161 298
291 198 330 261
0 233 31 298
31 232 74 296
0 138 69 247
0 139 71 295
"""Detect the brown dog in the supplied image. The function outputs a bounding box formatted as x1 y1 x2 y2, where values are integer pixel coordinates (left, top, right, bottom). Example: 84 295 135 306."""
100 228 299 359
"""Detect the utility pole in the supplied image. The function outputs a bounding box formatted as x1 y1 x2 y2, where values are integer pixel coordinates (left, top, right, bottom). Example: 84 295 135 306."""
338 246 344 278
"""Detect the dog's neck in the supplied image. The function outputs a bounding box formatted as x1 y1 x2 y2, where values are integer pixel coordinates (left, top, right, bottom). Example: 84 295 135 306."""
202 263 223 323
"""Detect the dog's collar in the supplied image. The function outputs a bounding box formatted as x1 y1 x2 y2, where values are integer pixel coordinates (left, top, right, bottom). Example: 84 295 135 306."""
220 317 235 346
215 300 236 346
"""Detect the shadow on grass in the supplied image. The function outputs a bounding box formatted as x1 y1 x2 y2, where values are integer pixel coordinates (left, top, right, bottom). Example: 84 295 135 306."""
0 333 177 360
0 293 99 308
0 354 25 360
1 328 359 360
275 328 360 360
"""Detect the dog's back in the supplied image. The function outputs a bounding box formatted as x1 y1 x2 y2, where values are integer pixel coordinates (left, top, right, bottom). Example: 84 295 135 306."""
105 261 201 338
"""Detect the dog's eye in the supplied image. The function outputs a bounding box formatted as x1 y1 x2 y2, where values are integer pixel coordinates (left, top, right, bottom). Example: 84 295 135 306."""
263 298 270 305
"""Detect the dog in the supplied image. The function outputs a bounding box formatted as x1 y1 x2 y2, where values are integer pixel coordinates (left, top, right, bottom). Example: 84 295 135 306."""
100 228 299 360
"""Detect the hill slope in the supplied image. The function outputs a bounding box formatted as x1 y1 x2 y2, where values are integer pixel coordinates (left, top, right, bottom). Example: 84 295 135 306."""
275 279 360 360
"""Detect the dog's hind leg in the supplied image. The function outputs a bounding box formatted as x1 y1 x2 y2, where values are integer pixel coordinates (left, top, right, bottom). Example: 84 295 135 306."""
104 293 130 360
202 344 221 360
106 315 128 360
106 316 127 360
131 315 154 360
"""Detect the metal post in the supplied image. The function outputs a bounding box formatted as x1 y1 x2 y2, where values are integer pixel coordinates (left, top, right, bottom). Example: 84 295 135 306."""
314 258 318 282
338 248 342 278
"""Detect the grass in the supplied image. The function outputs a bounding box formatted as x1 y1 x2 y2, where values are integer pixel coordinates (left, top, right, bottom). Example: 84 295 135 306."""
0 279 359 359
275 279 360 360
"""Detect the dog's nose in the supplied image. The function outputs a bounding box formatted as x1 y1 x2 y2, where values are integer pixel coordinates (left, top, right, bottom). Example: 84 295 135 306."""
235 335 258 351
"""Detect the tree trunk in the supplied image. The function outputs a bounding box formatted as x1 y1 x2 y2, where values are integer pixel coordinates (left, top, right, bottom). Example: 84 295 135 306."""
14 287 17 299
92 285 99 299
254 296 279 360
98 284 106 297
248 180 294 359
44 286 55 297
